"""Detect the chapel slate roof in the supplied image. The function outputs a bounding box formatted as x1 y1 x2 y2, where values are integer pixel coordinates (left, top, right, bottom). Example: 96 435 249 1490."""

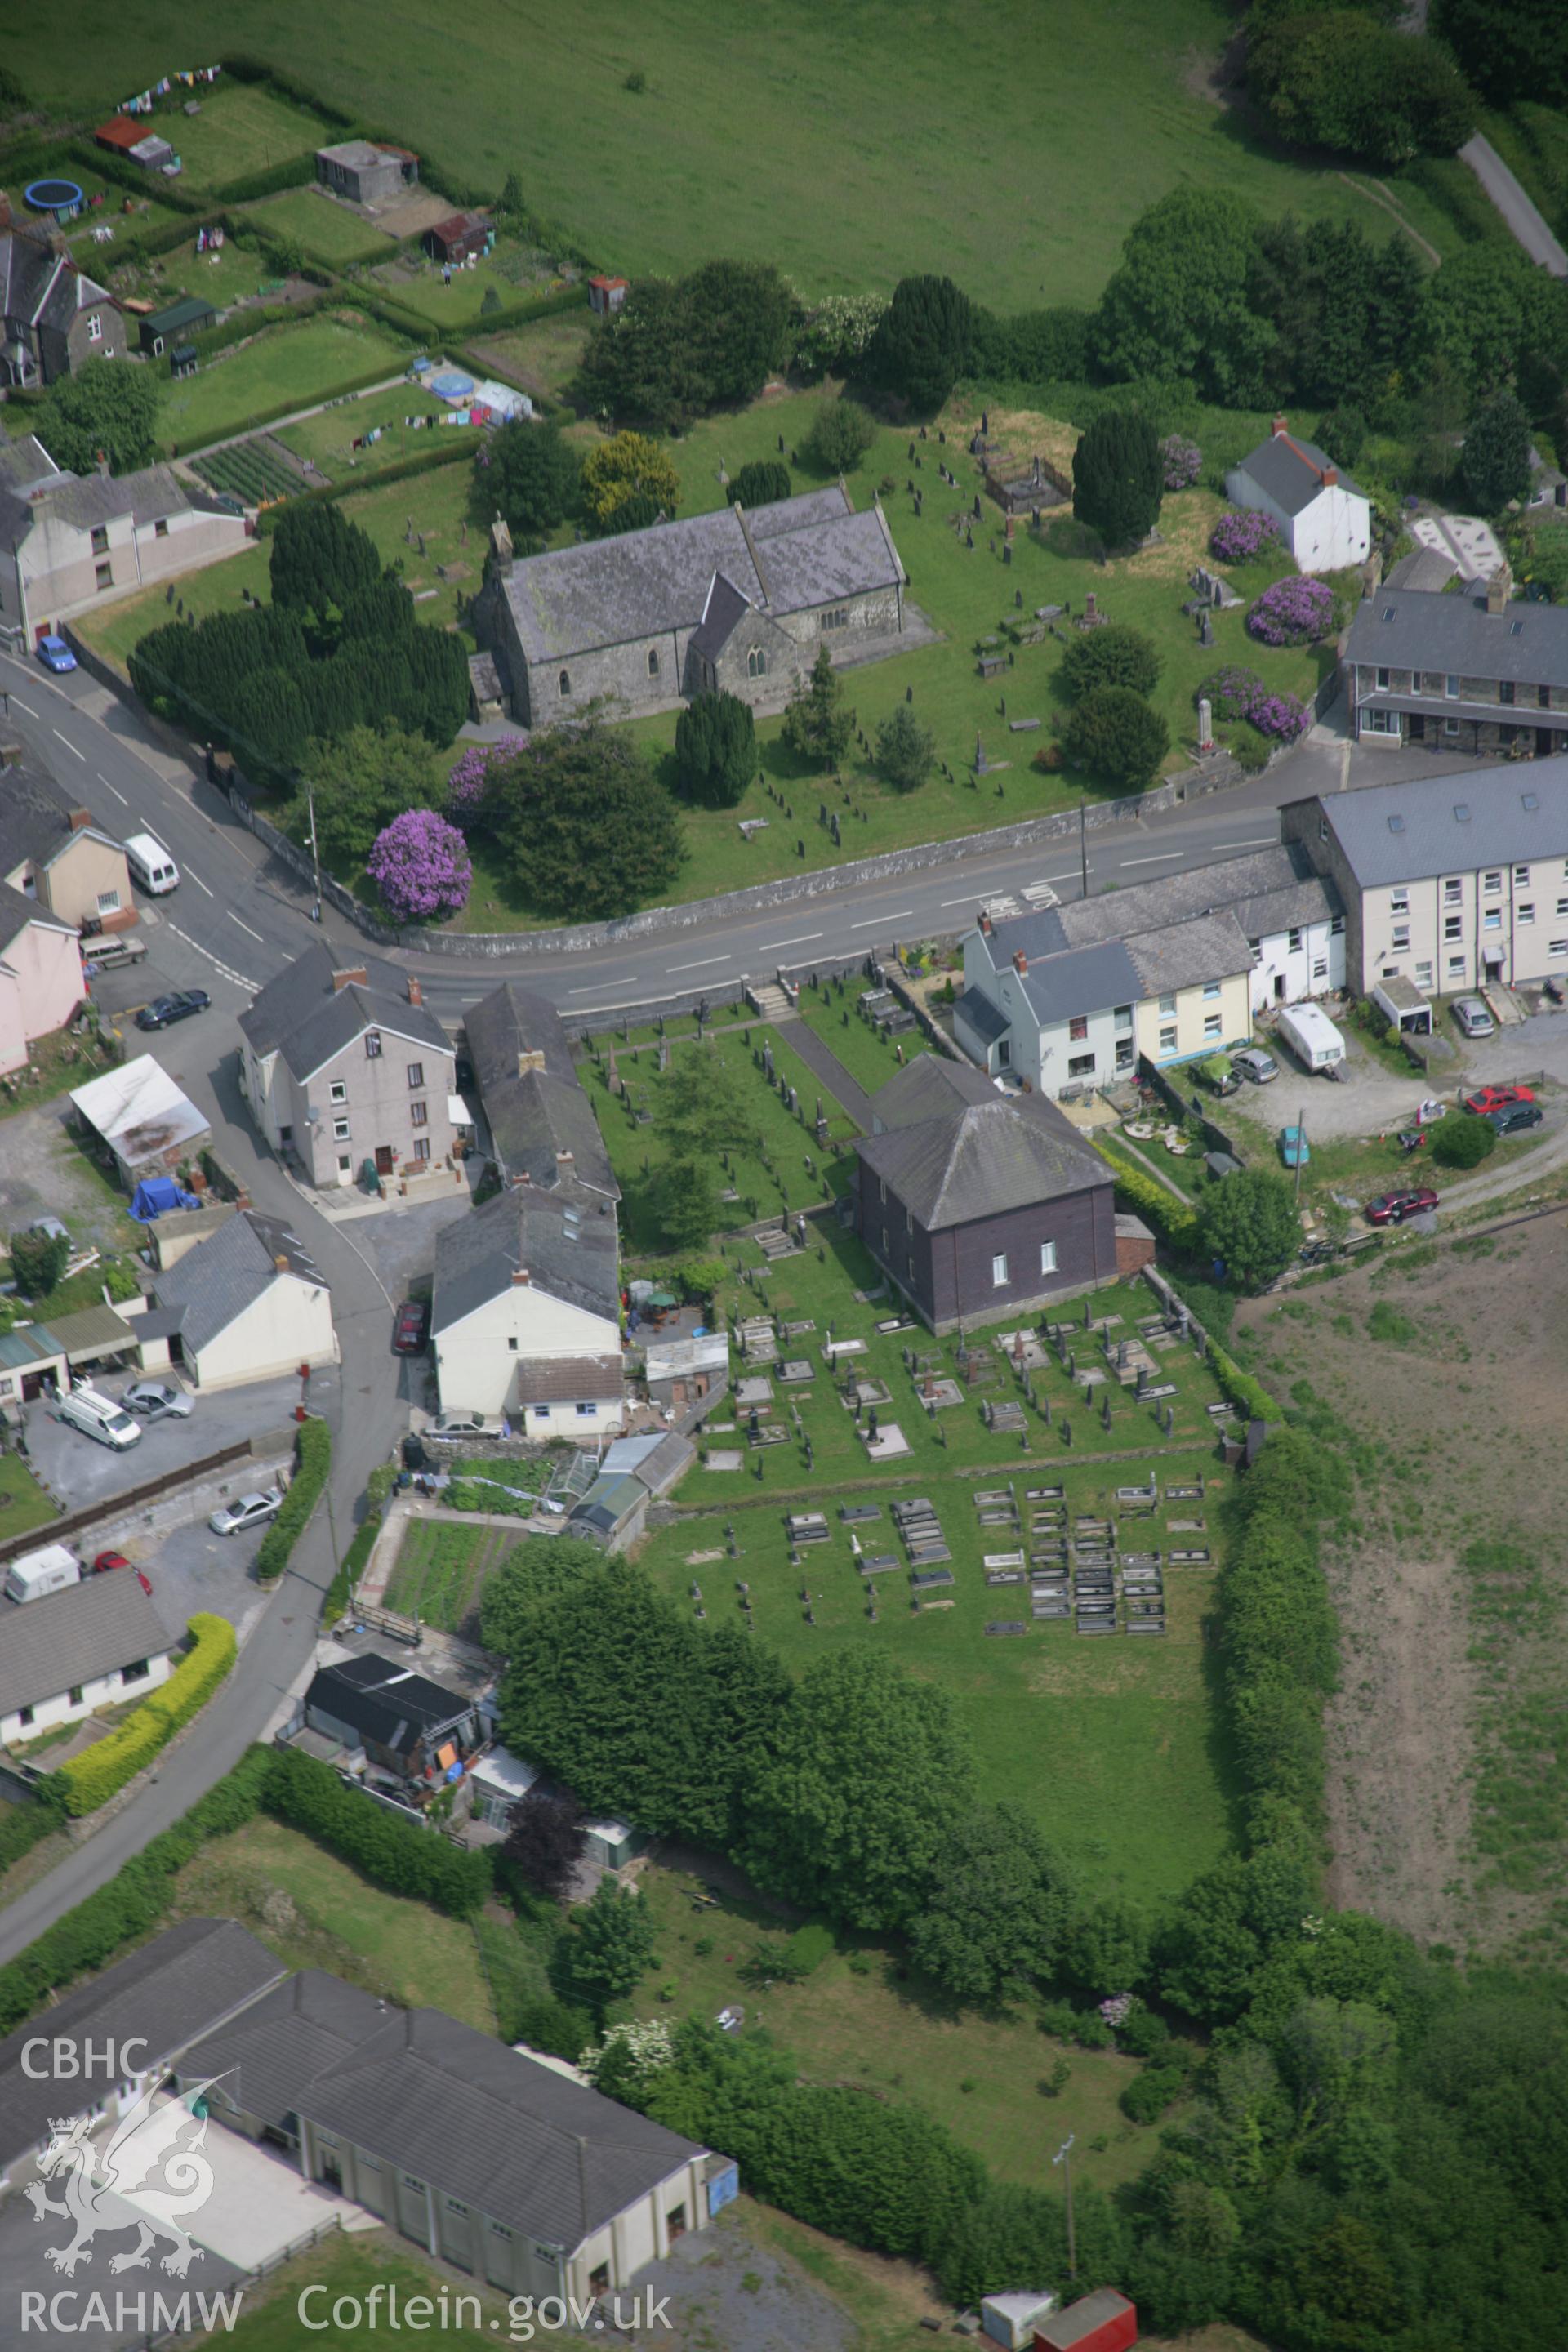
870 1052 997 1132
465 982 617 1200
299 2004 706 2249
688 570 756 664
1301 756 1568 886
0 1921 286 2172
856 1091 1110 1231
501 486 904 666
177 1971 391 2132
431 1178 621 1335
0 1570 176 1726
152 1208 326 1356
238 942 452 1080
1344 581 1568 689
1232 429 1361 517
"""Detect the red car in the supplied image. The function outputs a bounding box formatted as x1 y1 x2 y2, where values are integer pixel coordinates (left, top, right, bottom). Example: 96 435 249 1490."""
1462 1085 1535 1116
393 1300 430 1355
1365 1187 1440 1226
91 1550 131 1575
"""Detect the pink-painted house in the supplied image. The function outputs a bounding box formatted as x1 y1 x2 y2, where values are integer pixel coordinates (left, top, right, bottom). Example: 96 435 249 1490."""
0 884 84 1076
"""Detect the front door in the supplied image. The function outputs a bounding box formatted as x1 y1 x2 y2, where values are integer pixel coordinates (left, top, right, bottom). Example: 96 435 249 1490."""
1409 713 1425 742
1539 728 1556 757
1273 973 1286 1000
375 1145 394 1177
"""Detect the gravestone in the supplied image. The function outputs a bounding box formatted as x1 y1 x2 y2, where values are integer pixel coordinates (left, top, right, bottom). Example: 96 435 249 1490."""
1198 695 1214 750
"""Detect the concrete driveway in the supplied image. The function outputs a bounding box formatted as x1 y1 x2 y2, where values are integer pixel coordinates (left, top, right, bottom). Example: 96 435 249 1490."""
0 2172 247 2352
22 1373 324 1521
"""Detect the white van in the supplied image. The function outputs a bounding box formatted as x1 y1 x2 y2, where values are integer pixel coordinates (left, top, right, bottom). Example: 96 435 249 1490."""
1276 1001 1346 1074
55 1384 142 1450
4 1544 82 1606
123 833 180 894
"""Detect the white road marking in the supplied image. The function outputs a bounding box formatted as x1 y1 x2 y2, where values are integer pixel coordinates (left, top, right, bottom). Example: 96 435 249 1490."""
7 695 38 717
52 728 86 760
758 933 823 951
187 869 214 898
96 772 128 806
852 911 911 929
1119 851 1186 866
666 955 731 972
1213 836 1278 850
940 894 986 908
229 912 265 943
570 979 635 993
168 924 257 991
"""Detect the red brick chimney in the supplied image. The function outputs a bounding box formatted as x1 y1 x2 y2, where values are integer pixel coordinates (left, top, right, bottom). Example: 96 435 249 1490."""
978 911 992 935
67 807 92 833
1271 414 1289 439
1012 948 1028 975
407 975 422 1007
1321 466 1338 488
331 966 368 992
510 1267 530 1286
555 1150 573 1170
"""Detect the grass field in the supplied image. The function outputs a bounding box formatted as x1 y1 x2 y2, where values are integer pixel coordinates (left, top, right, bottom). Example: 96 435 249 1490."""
632 1860 1172 2195
0 1454 58 1543
5 2 1469 309
365 240 559 332
159 310 412 455
583 1024 860 1251
209 2239 506 2350
171 1817 497 2028
796 976 937 1100
114 234 275 311
274 381 481 479
146 81 326 191
243 185 397 268
466 312 593 404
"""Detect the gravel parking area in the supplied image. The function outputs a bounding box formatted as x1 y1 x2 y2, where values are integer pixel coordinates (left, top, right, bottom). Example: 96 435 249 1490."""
0 1104 127 1254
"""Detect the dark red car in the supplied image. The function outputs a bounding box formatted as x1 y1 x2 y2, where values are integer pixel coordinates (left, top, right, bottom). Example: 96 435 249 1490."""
1365 1187 1440 1226
1462 1085 1535 1116
393 1300 430 1354
91 1551 131 1575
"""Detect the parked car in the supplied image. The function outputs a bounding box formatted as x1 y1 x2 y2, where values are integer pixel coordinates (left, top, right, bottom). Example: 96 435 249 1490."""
1463 1085 1535 1116
1279 1125 1311 1168
393 1300 430 1355
425 1409 496 1441
1365 1187 1441 1226
122 1379 194 1421
209 1489 283 1537
1452 996 1495 1039
135 1570 153 1597
36 633 76 674
1487 1100 1544 1135
91 1550 131 1575
1232 1047 1279 1085
135 990 210 1031
1200 1054 1239 1098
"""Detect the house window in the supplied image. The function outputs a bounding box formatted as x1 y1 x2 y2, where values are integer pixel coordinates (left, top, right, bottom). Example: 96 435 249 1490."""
1483 870 1502 894
407 1062 424 1088
1040 1240 1057 1276
996 1038 1010 1067
365 1031 381 1058
1443 878 1463 903
95 562 112 591
1445 675 1459 698
559 670 571 696
1376 666 1390 690
402 2176 425 2194
410 1100 428 1126
490 2224 514 2242
1364 709 1393 734
533 1405 550 1419
575 1402 596 1418
1517 902 1535 924
1391 889 1410 915
1312 957 1328 982
1113 1004 1132 1032
1550 939 1568 959
154 517 168 539
1414 962 1433 988
1067 1052 1094 1077
1068 1015 1089 1041
878 1178 886 1206
1157 994 1176 1017
1203 1014 1223 1039
1159 1025 1178 1054
1287 929 1303 954
122 1659 149 1682
91 525 108 555
746 648 766 677
905 1207 913 1235
97 889 119 914
1392 924 1410 950
87 314 103 344
332 1118 350 1142
337 1154 351 1177
1499 681 1515 706
991 1253 1009 1287
1483 910 1502 933
1444 915 1463 942
446 2198 468 2215
17 1706 33 1729
647 648 659 676
69 1686 83 1707
507 1336 518 1352
1330 915 1344 936
412 1136 430 1162
1514 864 1530 885
1203 980 1222 999
1447 954 1466 978
820 605 850 631
329 1080 347 1103
1445 718 1460 736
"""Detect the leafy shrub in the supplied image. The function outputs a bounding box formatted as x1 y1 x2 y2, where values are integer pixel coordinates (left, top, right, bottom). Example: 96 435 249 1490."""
57 1615 236 1817
367 808 472 923
1198 665 1267 722
1246 576 1335 647
1094 1143 1201 1253
675 691 757 808
782 1922 835 1979
1058 622 1161 699
1115 2003 1172 2058
1246 691 1311 742
265 1747 490 1916
1210 508 1280 564
1120 2058 1189 2122
256 1419 331 1584
7 1227 69 1298
1062 685 1170 786
728 459 792 509
1160 434 1203 489
1431 1112 1497 1169
803 397 876 474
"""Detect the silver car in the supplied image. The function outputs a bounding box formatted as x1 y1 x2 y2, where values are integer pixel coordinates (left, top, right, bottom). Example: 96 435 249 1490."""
425 1410 496 1441
209 1489 283 1536
122 1379 194 1422
1232 1047 1280 1084
1452 996 1495 1039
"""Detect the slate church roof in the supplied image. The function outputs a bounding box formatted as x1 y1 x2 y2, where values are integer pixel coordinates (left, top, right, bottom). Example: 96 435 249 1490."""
857 1086 1110 1232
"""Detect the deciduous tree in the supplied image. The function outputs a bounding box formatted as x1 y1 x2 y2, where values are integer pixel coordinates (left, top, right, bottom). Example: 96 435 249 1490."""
802 397 876 474
908 1805 1072 1999
1461 389 1533 511
501 1790 587 1904
484 721 684 918
1094 189 1275 404
554 1879 656 2015
581 431 681 529
1197 1166 1302 1290
490 417 579 535
37 359 159 476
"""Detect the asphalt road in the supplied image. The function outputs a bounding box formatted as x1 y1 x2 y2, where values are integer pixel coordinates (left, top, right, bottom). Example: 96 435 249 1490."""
1459 136 1568 278
0 644 1481 1966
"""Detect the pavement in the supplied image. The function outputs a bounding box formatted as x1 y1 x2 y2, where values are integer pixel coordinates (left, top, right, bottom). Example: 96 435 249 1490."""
1459 136 1568 277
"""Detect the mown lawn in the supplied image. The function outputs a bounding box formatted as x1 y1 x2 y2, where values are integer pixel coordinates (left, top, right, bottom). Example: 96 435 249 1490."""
171 1816 497 2029
149 81 326 191
796 974 937 1101
241 185 397 267
0 1454 60 1543
159 311 413 456
274 382 482 481
466 311 592 404
204 2238 507 2349
8 0 1468 309
364 238 562 332
632 1860 1173 2197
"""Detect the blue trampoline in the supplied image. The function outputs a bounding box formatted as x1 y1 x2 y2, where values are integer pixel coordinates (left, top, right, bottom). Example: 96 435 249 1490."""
25 177 84 223
430 369 474 403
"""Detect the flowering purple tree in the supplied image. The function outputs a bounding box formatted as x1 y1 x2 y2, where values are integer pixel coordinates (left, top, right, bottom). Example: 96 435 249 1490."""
1197 666 1267 722
367 808 472 923
445 737 524 829
1160 434 1202 491
1246 691 1312 742
1246 576 1335 647
1210 507 1280 563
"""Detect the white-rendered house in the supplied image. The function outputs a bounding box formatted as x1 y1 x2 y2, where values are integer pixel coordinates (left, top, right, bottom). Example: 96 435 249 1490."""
0 1574 173 1746
1226 417 1370 573
432 1181 625 1431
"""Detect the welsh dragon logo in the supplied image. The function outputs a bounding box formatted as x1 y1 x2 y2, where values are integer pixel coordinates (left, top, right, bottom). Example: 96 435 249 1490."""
24 2082 218 2277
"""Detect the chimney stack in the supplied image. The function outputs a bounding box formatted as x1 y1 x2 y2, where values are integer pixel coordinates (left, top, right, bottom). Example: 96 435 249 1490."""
1321 466 1338 488
1012 948 1028 975
978 911 991 935
67 807 92 833
274 1254 290 1273
517 1046 546 1076
1271 414 1288 439
331 965 368 993
1485 563 1512 617
510 1267 530 1286
407 975 422 1007
555 1150 573 1169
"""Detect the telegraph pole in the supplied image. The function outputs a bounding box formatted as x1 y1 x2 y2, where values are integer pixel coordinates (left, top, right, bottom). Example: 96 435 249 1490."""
306 787 323 924
1294 1102 1307 1204
1079 791 1089 902
1054 2132 1077 2280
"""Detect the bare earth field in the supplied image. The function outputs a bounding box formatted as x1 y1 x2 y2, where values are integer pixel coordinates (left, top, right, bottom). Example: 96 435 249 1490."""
1234 1210 1568 1966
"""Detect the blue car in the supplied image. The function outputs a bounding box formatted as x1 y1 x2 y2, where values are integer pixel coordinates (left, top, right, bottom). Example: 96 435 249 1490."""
1279 1125 1311 1169
37 634 77 675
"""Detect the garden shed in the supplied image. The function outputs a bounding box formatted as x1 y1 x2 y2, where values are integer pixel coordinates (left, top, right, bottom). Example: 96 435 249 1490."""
140 294 216 356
